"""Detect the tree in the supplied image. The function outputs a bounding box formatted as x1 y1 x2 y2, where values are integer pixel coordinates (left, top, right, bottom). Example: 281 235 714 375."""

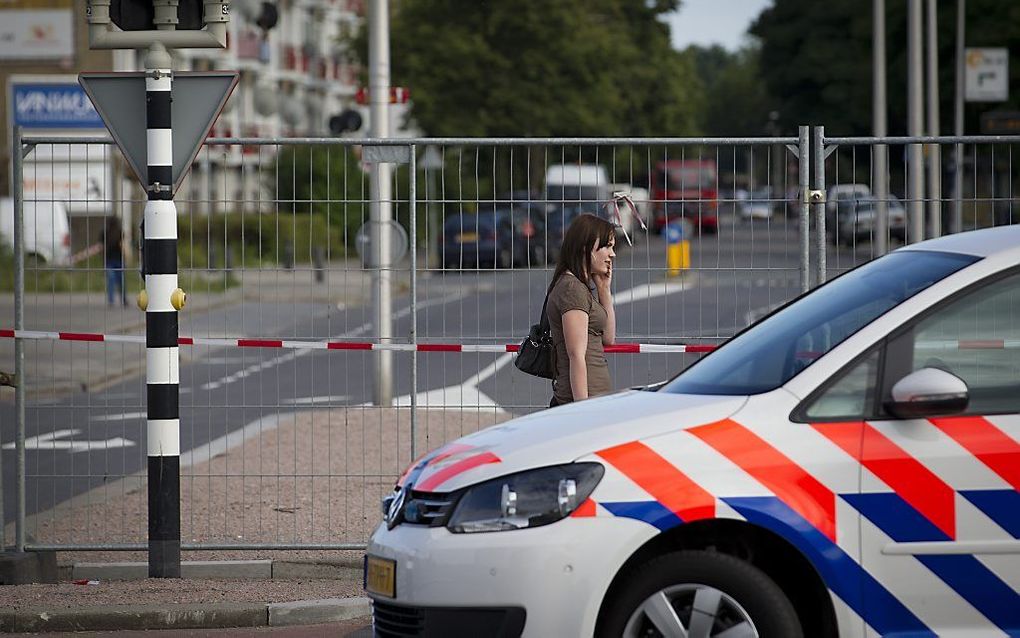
750 0 1020 135
381 0 702 138
688 45 773 136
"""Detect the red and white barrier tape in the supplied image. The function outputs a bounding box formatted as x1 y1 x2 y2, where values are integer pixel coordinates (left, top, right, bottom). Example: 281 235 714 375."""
0 329 718 354
3 329 1015 354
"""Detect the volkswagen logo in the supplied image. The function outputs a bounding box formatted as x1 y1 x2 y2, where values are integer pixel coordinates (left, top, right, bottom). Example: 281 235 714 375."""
385 486 407 529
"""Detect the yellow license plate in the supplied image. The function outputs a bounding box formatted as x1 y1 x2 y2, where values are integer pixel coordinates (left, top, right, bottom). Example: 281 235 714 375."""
456 232 478 242
365 555 396 598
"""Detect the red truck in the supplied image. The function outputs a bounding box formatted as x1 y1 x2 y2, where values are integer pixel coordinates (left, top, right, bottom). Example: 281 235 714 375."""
651 159 718 234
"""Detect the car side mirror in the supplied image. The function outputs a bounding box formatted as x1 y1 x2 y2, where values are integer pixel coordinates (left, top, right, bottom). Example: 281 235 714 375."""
884 367 969 419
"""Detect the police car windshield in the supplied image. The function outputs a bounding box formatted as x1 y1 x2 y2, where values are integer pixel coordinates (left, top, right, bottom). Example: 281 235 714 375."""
660 250 978 396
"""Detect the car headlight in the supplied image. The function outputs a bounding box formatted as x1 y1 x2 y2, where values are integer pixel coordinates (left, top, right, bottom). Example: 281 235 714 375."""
446 463 604 533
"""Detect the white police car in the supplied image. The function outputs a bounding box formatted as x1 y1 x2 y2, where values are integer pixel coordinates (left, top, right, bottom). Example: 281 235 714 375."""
366 226 1020 637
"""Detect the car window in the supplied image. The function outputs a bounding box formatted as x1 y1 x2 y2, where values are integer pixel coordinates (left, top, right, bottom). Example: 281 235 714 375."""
660 250 978 396
895 270 1020 415
803 350 881 420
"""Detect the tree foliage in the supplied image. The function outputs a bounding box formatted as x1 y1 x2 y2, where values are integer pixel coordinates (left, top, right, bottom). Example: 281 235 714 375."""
688 44 773 136
750 0 1020 135
273 145 367 247
385 0 702 137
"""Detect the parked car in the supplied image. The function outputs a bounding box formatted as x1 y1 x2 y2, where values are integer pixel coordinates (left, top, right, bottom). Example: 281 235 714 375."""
440 207 545 269
825 183 871 219
368 224 1020 637
0 197 71 264
831 195 906 246
740 187 775 220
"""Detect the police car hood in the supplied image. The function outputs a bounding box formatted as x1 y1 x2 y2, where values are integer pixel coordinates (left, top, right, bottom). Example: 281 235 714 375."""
408 390 746 493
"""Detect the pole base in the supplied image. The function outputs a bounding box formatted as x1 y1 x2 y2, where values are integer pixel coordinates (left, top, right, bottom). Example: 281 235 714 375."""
0 550 58 584
148 540 181 578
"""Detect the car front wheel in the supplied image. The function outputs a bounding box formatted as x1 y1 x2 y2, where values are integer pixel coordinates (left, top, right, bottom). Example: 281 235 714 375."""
596 550 802 638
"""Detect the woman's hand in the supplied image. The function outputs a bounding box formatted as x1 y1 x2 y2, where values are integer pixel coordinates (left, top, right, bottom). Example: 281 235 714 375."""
592 260 612 293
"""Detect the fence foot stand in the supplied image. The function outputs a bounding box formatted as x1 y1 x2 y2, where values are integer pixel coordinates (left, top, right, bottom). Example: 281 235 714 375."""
0 551 58 585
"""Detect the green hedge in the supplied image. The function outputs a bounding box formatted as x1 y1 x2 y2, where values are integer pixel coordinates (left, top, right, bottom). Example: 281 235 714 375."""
176 211 350 269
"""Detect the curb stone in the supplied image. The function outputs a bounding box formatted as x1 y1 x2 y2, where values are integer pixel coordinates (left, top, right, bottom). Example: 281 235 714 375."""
0 602 267 633
268 598 371 627
72 559 274 581
0 598 372 633
69 558 359 581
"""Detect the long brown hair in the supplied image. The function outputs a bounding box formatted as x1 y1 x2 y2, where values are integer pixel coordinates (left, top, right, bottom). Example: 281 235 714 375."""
548 213 616 293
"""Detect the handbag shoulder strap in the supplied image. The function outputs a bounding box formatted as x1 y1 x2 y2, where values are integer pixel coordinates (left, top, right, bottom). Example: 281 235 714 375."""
538 293 550 331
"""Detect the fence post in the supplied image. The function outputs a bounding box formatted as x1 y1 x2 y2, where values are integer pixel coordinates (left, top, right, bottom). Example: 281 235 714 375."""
409 144 418 460
798 126 810 294
11 126 26 552
812 126 827 286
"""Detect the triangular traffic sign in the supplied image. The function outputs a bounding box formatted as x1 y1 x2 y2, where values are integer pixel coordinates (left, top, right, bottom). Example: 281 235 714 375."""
79 71 238 196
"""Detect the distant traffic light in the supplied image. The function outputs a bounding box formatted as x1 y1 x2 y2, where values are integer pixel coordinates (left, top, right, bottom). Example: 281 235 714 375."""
255 2 278 31
329 109 363 135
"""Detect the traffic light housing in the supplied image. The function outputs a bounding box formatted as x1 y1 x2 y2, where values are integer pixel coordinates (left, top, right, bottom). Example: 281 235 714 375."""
110 0 205 30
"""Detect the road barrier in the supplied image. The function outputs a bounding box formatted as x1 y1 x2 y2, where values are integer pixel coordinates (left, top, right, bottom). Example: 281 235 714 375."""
0 329 717 353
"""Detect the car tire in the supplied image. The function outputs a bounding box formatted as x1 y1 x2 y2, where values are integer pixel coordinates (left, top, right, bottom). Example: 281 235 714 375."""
596 550 803 638
25 252 48 266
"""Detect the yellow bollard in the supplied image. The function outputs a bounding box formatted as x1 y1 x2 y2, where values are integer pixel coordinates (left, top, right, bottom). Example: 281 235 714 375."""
667 242 683 276
665 223 691 277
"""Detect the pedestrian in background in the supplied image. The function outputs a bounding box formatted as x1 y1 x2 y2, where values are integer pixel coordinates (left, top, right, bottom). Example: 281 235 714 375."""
547 213 616 407
102 215 127 307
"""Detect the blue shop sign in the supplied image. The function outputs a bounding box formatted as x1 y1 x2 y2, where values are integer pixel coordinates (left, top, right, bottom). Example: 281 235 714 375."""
12 83 104 129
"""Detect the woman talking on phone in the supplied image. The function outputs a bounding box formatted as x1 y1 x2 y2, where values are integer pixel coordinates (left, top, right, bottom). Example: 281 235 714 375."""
547 213 617 407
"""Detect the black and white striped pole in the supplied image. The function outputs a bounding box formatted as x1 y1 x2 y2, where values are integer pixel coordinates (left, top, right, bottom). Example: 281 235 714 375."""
83 0 232 580
139 43 184 578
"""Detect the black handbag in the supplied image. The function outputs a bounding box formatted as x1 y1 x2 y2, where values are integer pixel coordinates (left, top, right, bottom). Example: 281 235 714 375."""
515 295 555 379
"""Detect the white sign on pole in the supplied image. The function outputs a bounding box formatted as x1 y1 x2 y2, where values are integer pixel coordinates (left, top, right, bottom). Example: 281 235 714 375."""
966 48 1009 102
8 75 111 216
0 9 74 60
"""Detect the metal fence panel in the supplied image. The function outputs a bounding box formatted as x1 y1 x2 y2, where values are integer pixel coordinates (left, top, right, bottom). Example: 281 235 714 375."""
7 133 1014 552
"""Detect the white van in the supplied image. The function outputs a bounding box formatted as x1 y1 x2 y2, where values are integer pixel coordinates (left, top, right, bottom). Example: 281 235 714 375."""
0 197 71 264
544 164 611 211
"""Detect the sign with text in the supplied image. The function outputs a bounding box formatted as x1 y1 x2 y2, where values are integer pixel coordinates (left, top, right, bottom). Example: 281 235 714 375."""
10 79 104 129
966 48 1009 102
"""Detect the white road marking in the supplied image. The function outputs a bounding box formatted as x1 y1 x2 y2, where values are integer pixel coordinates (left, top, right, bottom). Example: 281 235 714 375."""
282 395 350 405
180 413 293 468
612 281 690 305
387 281 665 411
199 292 467 392
196 356 251 365
392 353 515 411
90 411 147 422
3 429 136 453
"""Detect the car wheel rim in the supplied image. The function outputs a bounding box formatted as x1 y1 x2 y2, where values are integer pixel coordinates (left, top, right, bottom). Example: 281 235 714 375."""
622 583 759 638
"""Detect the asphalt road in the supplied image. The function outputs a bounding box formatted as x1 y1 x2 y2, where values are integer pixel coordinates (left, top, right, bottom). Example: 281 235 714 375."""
1 215 871 526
